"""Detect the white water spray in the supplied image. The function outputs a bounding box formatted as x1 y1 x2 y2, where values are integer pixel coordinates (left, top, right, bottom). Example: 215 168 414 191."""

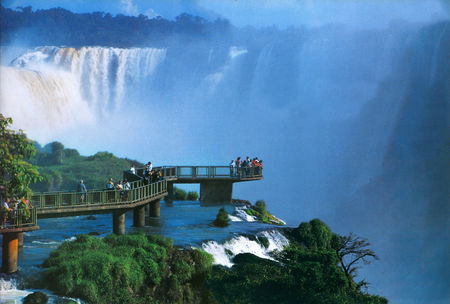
202 230 289 267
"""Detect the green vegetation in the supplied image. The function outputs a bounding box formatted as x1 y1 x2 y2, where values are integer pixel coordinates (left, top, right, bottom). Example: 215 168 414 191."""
0 115 42 198
206 219 386 304
212 207 230 227
42 233 214 304
40 220 385 303
173 187 187 200
187 191 199 201
244 200 285 225
29 141 143 192
171 187 199 201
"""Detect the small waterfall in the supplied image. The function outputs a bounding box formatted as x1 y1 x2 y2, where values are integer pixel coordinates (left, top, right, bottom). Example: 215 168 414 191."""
231 206 256 222
0 275 32 302
201 229 289 267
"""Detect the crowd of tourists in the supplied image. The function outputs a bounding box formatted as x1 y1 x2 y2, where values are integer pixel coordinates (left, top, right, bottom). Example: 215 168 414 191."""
1 196 33 228
229 156 263 177
104 178 131 200
141 162 163 183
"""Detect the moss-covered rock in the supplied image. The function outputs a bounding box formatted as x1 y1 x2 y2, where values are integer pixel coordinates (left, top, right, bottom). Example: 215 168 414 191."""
23 291 49 304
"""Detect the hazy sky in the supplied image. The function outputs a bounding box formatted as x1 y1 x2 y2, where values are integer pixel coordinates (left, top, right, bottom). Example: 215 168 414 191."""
2 0 449 28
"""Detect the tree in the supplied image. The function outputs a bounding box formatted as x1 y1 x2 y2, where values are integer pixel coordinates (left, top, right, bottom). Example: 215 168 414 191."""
212 207 230 227
0 115 42 198
333 232 378 290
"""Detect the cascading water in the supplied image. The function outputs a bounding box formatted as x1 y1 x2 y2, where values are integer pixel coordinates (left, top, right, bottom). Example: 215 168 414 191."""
1 47 166 142
202 230 289 267
0 19 448 303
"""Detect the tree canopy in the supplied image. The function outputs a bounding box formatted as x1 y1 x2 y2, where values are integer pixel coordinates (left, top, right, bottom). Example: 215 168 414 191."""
0 5 233 48
0 114 42 198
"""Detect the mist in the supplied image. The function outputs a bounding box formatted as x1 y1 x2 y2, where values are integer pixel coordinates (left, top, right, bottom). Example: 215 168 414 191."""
1 1 449 303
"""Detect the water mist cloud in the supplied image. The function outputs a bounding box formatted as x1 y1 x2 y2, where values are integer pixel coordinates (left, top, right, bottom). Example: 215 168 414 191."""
3 0 448 28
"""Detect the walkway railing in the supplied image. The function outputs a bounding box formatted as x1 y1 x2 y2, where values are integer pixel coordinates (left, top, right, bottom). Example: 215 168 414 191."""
137 166 263 179
0 208 37 229
30 179 167 209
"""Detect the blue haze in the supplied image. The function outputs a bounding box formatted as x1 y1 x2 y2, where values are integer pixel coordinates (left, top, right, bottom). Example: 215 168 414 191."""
0 1 449 303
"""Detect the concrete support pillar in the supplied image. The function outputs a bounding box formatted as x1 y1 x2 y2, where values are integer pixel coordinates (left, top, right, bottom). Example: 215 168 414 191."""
200 181 233 203
112 210 126 235
166 182 174 202
18 232 24 247
133 205 146 227
145 204 150 216
149 200 160 217
2 232 19 274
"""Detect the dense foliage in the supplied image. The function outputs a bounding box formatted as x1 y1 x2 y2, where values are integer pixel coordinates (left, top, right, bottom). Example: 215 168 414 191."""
212 207 230 227
172 187 199 201
41 220 386 304
207 219 386 304
42 233 214 304
0 115 42 198
187 191 199 201
244 200 285 225
29 142 142 192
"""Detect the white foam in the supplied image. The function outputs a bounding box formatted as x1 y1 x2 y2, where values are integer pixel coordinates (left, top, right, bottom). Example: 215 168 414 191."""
228 215 242 222
202 229 289 267
0 276 32 301
233 206 257 222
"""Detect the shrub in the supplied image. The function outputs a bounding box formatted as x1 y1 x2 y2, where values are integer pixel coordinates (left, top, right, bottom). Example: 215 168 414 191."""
254 200 267 216
42 233 213 304
187 191 199 200
212 207 230 227
174 187 187 200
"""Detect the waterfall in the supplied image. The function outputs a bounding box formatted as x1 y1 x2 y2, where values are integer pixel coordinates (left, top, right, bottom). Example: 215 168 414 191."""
0 66 95 139
10 46 167 114
201 230 289 267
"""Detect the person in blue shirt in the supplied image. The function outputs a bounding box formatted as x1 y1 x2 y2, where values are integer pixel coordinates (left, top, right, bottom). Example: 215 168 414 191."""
77 180 87 203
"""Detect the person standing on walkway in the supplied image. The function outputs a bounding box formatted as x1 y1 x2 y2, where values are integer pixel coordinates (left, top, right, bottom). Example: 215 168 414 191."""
77 180 87 203
230 160 236 176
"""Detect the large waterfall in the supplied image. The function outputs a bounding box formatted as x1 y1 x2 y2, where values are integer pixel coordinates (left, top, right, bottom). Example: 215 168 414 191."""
1 47 166 139
0 21 448 303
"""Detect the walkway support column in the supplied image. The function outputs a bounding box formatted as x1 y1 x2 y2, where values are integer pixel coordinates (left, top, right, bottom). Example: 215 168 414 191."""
166 182 174 203
113 210 126 235
149 200 160 217
2 232 19 274
133 205 146 227
18 232 24 247
200 181 233 203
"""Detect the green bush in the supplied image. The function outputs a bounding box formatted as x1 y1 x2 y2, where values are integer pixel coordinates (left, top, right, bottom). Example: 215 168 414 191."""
173 187 187 200
254 200 267 215
212 207 230 227
187 191 199 200
42 233 214 304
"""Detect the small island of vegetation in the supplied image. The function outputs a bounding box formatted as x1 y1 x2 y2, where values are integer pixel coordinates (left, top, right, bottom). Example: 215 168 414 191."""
243 200 285 225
